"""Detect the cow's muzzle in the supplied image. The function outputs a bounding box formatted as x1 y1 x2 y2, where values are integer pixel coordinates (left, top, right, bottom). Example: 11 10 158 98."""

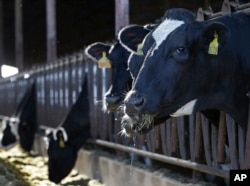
124 91 145 113
120 113 154 136
105 93 121 111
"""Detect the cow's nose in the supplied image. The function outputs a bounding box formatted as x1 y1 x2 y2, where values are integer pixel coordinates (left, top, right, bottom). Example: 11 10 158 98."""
125 91 145 112
105 93 121 111
105 93 120 104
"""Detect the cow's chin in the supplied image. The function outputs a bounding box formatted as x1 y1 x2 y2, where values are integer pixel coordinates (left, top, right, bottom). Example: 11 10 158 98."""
120 113 155 136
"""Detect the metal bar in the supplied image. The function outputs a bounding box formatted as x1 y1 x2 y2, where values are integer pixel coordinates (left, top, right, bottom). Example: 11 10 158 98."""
115 0 129 35
154 125 161 151
171 117 179 156
211 124 218 167
226 115 239 169
89 139 229 179
245 99 250 168
194 113 203 162
46 0 57 63
177 117 187 159
160 123 168 155
189 114 195 161
15 0 24 71
238 125 246 169
201 115 212 166
217 112 226 163
0 0 3 78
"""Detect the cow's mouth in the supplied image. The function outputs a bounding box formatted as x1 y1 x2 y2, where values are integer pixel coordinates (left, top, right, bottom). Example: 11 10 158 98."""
120 113 155 136
105 102 119 112
104 96 123 112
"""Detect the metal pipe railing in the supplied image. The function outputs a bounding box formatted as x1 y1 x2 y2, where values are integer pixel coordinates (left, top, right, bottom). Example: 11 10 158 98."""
89 139 229 179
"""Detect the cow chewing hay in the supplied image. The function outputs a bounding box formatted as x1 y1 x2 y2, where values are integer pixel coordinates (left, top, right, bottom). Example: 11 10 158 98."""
119 104 156 136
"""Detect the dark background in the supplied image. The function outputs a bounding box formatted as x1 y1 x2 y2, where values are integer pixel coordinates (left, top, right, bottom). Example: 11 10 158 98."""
2 0 245 68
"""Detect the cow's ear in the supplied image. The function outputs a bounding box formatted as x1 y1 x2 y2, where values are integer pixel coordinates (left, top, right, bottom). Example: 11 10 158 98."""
84 42 111 62
203 22 230 55
118 24 151 53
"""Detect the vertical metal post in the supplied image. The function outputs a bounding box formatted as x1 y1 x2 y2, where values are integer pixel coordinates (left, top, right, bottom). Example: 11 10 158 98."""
46 0 57 63
115 0 129 36
0 0 3 78
15 0 24 71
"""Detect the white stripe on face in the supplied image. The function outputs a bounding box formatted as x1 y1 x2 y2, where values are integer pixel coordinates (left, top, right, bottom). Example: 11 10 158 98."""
151 19 184 56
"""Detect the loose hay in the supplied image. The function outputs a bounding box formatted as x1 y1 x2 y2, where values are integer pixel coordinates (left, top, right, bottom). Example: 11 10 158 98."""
0 145 104 186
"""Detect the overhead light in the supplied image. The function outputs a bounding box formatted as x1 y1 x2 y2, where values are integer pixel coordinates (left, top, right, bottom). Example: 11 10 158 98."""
24 73 30 79
1 64 19 78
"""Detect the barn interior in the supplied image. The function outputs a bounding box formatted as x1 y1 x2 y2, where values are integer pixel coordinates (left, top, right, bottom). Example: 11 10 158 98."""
0 0 250 185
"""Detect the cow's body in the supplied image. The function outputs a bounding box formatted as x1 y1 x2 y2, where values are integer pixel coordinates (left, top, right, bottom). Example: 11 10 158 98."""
124 12 250 132
0 82 37 151
46 76 90 183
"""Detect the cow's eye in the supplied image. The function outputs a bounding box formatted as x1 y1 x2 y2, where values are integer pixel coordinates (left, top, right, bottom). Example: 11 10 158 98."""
176 47 186 54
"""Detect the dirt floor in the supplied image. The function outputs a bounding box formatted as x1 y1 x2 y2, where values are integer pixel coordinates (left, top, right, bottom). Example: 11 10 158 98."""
0 145 104 186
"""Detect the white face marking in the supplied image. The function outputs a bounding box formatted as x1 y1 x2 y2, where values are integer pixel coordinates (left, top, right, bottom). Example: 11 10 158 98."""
170 99 197 117
151 19 184 56
53 127 68 142
9 117 20 139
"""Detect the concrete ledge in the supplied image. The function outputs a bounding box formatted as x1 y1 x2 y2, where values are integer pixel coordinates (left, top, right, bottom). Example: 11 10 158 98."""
32 135 202 185
74 149 197 186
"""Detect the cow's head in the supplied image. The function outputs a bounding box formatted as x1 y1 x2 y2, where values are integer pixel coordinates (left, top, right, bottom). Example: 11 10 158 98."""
46 127 76 183
17 82 37 152
85 25 151 112
124 18 230 133
120 8 199 135
0 117 19 149
85 41 128 111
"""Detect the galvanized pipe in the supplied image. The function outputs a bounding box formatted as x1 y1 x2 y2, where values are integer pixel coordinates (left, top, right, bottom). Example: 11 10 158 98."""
89 139 229 179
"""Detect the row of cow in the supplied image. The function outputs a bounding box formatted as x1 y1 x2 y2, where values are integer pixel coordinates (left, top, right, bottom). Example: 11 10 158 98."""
87 7 250 140
0 76 91 183
85 6 250 170
0 6 249 184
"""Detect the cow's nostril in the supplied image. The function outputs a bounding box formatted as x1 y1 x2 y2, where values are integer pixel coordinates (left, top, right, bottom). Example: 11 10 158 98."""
134 97 144 108
125 91 146 112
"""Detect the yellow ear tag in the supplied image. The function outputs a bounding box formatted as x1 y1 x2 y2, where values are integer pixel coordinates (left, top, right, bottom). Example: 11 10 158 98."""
208 32 219 55
58 134 65 148
98 52 111 68
136 43 143 55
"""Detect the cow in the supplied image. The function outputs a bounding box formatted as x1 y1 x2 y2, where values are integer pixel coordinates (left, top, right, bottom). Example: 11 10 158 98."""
45 76 91 183
0 117 18 149
119 8 218 135
123 12 250 136
84 25 150 112
0 81 37 152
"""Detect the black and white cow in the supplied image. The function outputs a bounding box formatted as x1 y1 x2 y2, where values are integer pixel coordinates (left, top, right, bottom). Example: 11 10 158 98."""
0 81 37 151
119 8 221 135
0 117 18 148
46 76 90 183
84 26 150 112
124 12 250 134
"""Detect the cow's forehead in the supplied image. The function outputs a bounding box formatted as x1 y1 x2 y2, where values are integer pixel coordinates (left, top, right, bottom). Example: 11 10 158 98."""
152 19 184 52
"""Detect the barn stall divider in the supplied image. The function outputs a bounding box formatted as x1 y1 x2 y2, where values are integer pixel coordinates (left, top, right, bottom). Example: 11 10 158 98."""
0 0 250 183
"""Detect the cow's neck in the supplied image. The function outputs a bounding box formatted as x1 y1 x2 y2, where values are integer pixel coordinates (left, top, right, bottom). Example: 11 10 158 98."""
195 90 248 130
